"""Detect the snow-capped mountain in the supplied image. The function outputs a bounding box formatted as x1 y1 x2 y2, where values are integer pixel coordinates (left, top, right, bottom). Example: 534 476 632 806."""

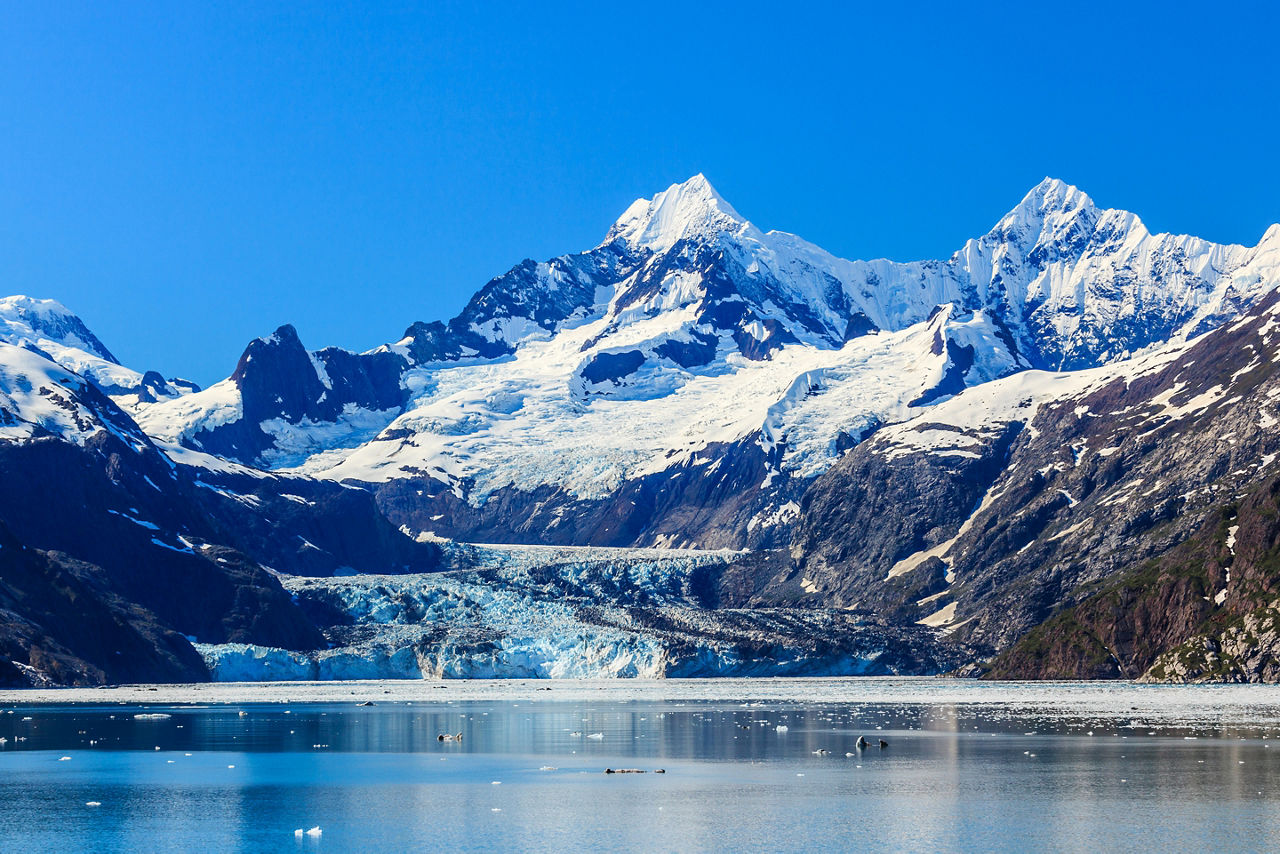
5 174 1280 686
0 295 199 409
134 176 1280 551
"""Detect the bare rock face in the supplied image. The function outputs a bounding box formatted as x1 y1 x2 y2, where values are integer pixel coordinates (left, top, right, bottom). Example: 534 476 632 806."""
785 420 1023 622
186 324 408 464
1143 604 1280 684
372 436 789 551
945 296 1280 653
0 343 437 685
0 523 208 687
767 291 1280 677
991 466 1280 682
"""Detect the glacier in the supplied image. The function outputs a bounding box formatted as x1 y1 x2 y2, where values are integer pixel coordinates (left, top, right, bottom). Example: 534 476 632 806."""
196 542 969 680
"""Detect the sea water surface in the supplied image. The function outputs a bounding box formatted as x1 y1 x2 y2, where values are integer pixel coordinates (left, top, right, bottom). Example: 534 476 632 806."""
3 679 1280 853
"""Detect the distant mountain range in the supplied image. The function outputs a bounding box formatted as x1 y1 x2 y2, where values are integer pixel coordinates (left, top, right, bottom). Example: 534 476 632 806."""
3 176 1280 685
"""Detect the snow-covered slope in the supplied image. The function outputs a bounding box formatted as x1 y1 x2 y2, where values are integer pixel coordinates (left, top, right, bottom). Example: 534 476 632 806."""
0 341 155 448
129 175 1280 549
0 295 197 410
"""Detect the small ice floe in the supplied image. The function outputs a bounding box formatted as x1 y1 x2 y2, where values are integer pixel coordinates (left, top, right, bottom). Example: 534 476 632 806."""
294 826 322 838
491 808 502 813
85 801 101 807
539 766 557 771
586 732 604 740
775 725 788 733
134 713 171 720
845 752 856 758
227 765 236 769
491 781 501 785
58 756 71 761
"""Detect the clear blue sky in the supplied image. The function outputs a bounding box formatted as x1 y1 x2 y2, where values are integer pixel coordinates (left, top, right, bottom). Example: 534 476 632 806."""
3 2 1278 386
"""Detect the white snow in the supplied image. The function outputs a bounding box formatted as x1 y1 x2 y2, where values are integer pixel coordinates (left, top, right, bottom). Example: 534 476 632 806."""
280 306 1017 504
158 441 267 477
0 343 121 445
261 404 400 470
607 174 753 255
0 295 194 409
138 379 243 446
917 602 958 628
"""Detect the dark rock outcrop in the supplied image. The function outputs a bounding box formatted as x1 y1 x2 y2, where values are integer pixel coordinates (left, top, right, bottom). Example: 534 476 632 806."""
373 436 791 550
0 523 208 687
188 324 408 464
992 470 1280 681
0 350 440 684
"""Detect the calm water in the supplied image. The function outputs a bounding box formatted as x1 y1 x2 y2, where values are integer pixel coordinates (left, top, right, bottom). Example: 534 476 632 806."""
3 682 1280 852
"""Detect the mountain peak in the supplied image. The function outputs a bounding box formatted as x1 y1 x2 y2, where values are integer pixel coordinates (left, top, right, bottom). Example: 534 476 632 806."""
606 174 748 253
0 294 120 364
1017 177 1095 218
982 177 1104 252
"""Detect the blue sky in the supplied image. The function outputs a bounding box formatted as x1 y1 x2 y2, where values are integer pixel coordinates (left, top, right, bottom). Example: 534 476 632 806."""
3 2 1278 385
